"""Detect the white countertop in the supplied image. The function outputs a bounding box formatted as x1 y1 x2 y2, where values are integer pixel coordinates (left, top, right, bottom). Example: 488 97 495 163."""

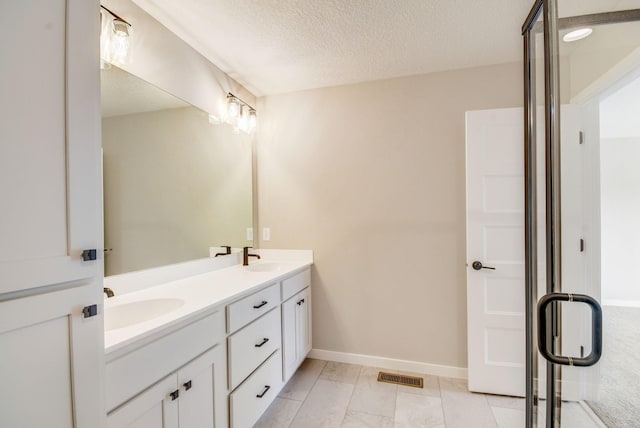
104 253 312 358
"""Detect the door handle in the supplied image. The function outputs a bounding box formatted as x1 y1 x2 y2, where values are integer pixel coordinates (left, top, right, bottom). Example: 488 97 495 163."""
538 292 602 367
472 261 496 271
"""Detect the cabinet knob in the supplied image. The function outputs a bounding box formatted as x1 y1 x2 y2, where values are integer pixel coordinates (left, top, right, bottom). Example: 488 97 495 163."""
256 385 271 398
169 390 179 401
297 298 305 306
183 380 192 391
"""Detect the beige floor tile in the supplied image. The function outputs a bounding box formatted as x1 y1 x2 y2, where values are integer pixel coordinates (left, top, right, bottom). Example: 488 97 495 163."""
347 366 398 417
289 379 355 428
394 392 445 428
486 394 525 411
279 358 327 401
342 411 394 428
439 377 497 428
254 397 302 428
320 361 362 384
491 407 525 428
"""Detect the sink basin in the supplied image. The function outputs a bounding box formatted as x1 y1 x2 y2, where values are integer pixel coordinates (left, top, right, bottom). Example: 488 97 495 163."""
245 262 285 273
105 298 185 331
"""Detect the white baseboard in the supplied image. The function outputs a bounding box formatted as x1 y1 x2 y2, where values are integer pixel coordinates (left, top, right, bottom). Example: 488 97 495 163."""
602 299 640 308
308 349 467 379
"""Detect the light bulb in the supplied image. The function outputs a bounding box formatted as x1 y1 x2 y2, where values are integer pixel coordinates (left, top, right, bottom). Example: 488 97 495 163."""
109 20 132 64
248 110 257 132
238 106 250 132
227 98 240 118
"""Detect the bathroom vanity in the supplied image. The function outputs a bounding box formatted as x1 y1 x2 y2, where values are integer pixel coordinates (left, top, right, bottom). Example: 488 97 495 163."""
103 250 312 428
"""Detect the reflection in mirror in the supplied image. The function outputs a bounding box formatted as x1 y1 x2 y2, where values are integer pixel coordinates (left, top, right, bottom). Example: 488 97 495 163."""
101 66 253 276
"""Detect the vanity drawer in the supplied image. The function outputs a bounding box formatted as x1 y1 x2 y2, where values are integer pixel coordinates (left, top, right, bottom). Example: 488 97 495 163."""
282 268 311 301
230 350 283 428
228 306 281 390
227 282 279 333
105 310 224 412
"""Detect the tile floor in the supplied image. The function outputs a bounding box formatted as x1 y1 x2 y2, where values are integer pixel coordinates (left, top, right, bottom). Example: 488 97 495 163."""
254 359 527 428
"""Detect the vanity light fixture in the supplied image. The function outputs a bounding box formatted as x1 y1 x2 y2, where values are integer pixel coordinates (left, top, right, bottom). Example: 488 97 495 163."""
226 93 257 134
100 5 133 68
563 27 593 42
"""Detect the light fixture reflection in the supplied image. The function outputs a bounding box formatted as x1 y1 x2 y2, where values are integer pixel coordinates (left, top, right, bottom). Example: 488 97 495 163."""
248 110 257 132
100 6 133 67
226 93 257 134
227 98 241 119
563 28 592 42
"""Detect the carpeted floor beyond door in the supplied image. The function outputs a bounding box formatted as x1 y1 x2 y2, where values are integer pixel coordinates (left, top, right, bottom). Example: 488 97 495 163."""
586 306 640 427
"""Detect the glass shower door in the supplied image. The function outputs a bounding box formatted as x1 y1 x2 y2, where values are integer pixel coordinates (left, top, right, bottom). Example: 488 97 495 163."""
523 0 640 426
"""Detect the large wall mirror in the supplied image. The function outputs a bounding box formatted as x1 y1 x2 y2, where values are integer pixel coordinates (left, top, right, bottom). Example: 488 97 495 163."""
101 66 253 276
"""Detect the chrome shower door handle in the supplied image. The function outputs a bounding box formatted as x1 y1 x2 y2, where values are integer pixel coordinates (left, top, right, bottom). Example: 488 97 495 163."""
538 292 603 367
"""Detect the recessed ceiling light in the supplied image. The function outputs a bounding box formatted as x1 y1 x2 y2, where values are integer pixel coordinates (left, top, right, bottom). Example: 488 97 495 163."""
563 28 593 42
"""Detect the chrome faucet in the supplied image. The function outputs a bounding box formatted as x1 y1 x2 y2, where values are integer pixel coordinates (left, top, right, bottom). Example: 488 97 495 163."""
243 246 261 266
104 287 115 298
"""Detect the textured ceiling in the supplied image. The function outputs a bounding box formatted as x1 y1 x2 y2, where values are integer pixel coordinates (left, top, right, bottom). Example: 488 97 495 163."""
130 0 637 96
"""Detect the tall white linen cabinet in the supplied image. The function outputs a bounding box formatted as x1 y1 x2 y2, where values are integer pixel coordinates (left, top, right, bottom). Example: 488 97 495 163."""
0 1 105 427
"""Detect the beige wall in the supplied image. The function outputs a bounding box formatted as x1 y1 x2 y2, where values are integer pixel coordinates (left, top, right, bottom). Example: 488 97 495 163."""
103 107 252 276
256 62 522 368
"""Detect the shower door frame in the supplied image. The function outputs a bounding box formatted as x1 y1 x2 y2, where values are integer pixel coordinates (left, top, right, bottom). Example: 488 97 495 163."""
522 1 640 427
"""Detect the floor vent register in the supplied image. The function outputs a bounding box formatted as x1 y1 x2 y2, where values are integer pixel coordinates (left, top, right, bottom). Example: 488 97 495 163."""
377 372 424 388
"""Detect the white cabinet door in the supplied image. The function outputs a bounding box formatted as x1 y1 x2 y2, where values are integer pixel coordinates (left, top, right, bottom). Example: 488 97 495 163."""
0 0 102 294
282 287 312 381
108 345 226 428
177 345 227 428
107 375 179 428
0 1 103 425
282 294 298 380
0 284 104 428
296 287 312 361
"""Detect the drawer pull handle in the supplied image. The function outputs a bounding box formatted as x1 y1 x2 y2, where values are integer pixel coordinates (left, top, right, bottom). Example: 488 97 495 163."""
183 380 192 391
169 389 179 401
255 337 269 347
253 300 268 309
256 385 271 398
297 298 305 306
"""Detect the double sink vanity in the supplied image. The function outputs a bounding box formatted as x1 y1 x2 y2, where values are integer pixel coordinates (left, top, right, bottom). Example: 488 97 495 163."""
103 250 313 428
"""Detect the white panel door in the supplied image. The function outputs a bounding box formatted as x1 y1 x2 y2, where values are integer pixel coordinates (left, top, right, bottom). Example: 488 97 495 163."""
466 106 587 398
466 108 526 396
0 0 102 294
